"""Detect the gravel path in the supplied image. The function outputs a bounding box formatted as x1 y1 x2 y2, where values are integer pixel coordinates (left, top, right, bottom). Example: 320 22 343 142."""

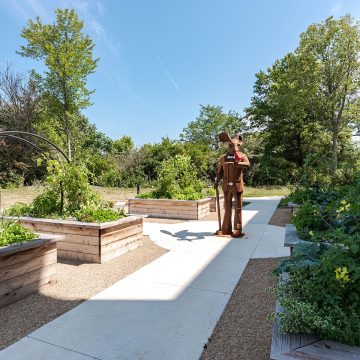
268 206 292 227
0 235 167 350
200 257 281 360
200 206 289 359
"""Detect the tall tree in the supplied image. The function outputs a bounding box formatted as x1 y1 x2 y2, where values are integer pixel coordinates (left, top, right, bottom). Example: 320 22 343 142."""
0 65 41 132
247 15 360 184
18 8 99 161
180 105 244 150
297 15 360 179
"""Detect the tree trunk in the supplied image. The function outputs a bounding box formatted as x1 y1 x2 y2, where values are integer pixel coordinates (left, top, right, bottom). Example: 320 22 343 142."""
331 115 339 182
65 115 72 162
63 87 72 162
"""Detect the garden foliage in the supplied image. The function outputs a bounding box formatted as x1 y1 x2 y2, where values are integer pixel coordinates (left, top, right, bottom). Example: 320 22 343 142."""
0 219 37 247
5 161 124 223
272 175 360 345
137 155 214 200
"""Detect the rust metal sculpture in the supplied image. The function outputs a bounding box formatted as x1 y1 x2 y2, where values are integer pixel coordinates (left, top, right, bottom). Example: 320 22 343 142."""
214 132 250 238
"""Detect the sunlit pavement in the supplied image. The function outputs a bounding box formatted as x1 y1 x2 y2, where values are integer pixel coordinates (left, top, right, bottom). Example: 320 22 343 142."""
0 197 289 360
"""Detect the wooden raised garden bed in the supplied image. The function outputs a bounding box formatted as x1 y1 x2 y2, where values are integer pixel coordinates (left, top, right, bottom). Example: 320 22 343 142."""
4 216 143 264
0 234 61 308
128 198 212 220
209 194 224 212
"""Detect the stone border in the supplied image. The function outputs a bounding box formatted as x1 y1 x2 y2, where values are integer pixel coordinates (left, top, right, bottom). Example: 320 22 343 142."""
0 234 62 308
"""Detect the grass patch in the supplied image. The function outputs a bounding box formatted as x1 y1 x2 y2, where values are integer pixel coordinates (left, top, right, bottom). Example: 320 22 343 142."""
244 186 293 197
1 185 291 212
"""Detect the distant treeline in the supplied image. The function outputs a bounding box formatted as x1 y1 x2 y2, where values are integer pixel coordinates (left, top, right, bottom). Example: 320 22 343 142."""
0 11 359 188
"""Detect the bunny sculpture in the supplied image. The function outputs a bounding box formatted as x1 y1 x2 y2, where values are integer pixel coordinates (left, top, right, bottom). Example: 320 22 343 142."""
214 132 250 237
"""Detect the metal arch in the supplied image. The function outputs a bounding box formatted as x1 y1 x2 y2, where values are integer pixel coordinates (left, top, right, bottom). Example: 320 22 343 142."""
1 134 49 159
0 130 70 163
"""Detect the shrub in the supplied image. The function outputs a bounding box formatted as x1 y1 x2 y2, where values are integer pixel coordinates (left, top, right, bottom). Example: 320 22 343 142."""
3 202 32 217
74 207 125 223
272 243 360 346
137 155 211 200
4 161 122 223
0 219 37 247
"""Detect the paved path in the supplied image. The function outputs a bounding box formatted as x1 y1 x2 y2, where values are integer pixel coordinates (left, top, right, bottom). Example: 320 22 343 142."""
0 197 289 360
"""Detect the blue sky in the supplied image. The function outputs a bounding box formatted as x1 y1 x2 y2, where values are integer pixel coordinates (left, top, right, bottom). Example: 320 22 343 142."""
0 0 359 145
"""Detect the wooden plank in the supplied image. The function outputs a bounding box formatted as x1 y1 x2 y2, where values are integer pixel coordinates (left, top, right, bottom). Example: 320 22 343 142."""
0 275 56 308
270 301 293 359
100 218 142 236
145 213 198 220
101 224 142 245
275 340 360 360
0 242 56 269
101 239 142 263
0 263 56 296
101 234 142 255
20 221 99 237
60 234 99 246
0 251 57 282
57 250 99 263
57 241 99 255
129 205 197 213
129 207 197 216
128 199 198 206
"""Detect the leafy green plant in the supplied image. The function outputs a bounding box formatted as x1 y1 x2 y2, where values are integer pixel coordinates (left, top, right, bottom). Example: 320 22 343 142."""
3 202 32 217
0 220 37 247
74 207 125 223
137 155 210 200
4 161 123 223
272 243 360 345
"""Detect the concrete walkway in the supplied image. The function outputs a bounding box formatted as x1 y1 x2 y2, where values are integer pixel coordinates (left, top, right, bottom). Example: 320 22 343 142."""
0 197 289 360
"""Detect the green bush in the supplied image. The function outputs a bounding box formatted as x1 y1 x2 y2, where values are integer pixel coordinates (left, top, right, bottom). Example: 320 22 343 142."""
3 202 32 217
5 161 124 223
0 219 37 247
272 243 360 345
137 155 211 200
74 207 125 223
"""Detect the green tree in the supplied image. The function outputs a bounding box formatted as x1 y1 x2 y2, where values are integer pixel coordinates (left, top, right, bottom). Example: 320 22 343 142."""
246 15 360 185
18 8 99 161
112 135 134 155
180 105 244 150
297 15 360 180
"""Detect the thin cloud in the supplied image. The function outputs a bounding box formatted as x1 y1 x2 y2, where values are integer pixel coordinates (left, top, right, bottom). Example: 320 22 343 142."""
97 1 105 16
4 0 52 22
60 0 120 57
331 2 343 17
155 54 180 92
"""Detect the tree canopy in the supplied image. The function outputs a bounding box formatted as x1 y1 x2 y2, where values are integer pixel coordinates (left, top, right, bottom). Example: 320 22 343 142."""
18 8 99 161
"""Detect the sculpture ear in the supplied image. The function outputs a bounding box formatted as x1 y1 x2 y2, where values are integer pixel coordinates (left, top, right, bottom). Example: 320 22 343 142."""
218 132 232 143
